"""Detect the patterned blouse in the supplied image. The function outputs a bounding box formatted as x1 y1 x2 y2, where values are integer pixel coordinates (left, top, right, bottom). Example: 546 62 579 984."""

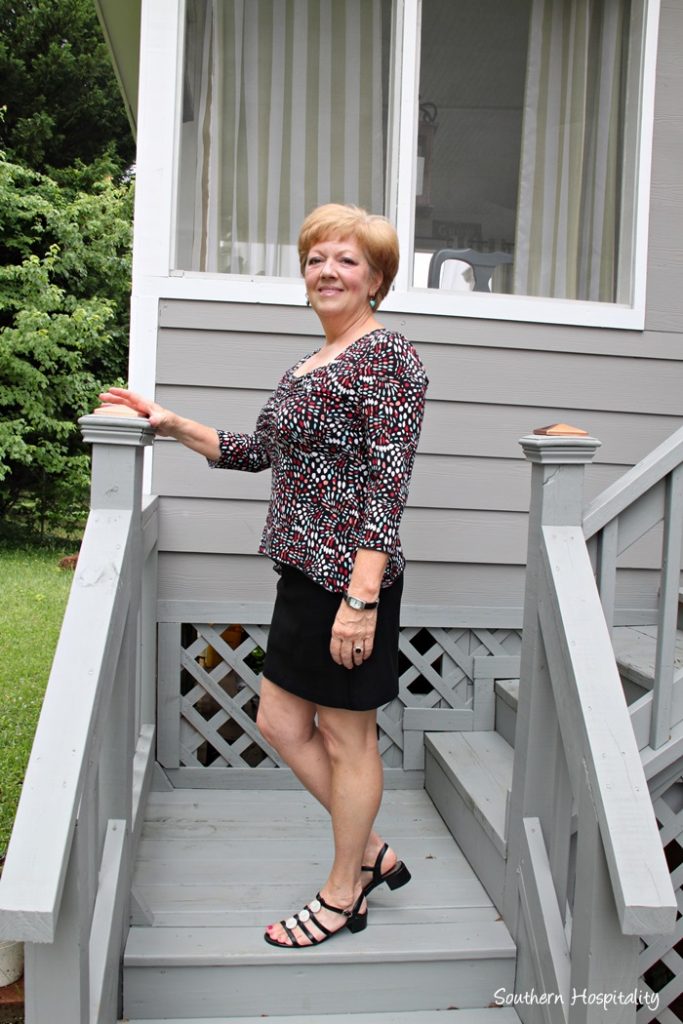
208 328 428 594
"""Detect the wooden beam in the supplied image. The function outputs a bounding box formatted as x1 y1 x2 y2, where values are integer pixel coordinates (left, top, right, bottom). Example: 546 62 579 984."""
518 817 570 1024
89 820 129 1024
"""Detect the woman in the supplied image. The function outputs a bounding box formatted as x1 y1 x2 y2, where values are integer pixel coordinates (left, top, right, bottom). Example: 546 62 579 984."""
97 203 428 949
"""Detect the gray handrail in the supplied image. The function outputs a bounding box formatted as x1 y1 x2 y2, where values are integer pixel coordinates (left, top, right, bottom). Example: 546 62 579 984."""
540 525 676 935
583 423 683 539
0 510 134 942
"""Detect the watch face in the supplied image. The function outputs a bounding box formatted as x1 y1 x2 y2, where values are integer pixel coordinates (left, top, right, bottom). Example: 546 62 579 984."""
348 596 363 609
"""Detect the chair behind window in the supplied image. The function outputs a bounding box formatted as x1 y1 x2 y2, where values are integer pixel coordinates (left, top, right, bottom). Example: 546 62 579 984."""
427 248 513 292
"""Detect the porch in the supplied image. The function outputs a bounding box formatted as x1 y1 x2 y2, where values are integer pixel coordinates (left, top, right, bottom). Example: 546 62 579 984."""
0 414 682 1023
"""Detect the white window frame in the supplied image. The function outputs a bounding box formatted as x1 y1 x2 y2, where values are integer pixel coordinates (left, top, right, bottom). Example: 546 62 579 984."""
162 0 661 331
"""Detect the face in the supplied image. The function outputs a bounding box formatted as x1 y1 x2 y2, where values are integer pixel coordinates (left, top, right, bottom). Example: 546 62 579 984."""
304 236 382 323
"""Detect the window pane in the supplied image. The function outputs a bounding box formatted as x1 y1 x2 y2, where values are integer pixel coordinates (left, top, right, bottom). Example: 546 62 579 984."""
176 0 391 276
415 0 641 304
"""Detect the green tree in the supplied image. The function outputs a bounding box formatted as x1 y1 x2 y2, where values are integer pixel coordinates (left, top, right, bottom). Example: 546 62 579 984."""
0 154 133 538
0 0 134 174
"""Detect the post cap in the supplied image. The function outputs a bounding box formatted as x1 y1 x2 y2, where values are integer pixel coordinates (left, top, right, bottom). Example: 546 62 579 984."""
532 423 589 437
79 414 155 447
519 427 601 464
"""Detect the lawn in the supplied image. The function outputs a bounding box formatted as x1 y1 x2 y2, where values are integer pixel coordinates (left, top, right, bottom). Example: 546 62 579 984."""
0 548 74 859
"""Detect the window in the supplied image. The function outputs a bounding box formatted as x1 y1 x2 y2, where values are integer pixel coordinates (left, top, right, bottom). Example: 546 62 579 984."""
174 0 657 321
176 0 391 275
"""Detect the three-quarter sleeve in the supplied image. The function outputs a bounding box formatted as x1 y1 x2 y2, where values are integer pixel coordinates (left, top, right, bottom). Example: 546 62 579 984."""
357 337 428 553
206 399 274 473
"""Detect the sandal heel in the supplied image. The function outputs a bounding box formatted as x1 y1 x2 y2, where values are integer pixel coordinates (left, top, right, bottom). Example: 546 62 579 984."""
386 862 411 890
346 911 368 934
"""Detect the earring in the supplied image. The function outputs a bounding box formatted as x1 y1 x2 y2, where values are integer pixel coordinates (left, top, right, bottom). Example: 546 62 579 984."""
305 295 311 307
369 295 377 310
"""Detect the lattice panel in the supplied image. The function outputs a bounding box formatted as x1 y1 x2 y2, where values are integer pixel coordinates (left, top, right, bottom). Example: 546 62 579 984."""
171 623 522 770
638 779 683 1024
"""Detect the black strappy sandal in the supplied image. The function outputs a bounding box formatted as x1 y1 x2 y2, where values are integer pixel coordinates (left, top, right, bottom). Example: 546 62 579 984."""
264 890 367 948
361 843 411 897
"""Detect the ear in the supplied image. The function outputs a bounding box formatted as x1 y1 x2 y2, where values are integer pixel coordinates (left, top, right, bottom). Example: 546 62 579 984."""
370 270 383 299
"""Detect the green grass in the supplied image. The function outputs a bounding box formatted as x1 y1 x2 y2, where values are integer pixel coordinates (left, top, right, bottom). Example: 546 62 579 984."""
0 547 75 859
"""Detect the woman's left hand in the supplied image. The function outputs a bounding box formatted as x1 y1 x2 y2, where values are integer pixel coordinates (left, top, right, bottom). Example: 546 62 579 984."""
330 603 377 670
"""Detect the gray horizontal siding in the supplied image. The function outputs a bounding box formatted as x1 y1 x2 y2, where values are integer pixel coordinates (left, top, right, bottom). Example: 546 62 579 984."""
157 329 683 414
157 497 666 571
152 311 682 616
152 442 624 510
155 385 683 465
158 300 683 361
156 552 660 625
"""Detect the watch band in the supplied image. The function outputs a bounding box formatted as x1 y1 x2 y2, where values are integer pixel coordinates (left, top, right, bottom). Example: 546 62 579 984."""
343 592 379 611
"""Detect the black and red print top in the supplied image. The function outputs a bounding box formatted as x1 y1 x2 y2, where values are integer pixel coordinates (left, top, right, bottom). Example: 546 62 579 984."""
208 328 428 594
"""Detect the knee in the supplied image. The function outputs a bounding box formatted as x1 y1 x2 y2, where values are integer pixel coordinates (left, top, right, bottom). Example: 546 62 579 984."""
256 691 314 751
317 713 377 763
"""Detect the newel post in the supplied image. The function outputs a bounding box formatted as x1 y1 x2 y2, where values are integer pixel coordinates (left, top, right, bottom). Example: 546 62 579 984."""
78 414 155 513
78 412 156 809
502 425 601 934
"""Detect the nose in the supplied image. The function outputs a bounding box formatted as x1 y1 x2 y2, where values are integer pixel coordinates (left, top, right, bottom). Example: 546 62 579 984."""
320 256 338 277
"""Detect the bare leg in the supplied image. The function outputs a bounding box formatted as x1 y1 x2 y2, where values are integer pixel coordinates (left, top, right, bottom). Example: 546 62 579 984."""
258 681 392 945
316 704 384 900
257 678 393 875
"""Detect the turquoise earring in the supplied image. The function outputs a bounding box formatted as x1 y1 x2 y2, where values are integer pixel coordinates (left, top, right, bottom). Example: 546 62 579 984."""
369 295 377 310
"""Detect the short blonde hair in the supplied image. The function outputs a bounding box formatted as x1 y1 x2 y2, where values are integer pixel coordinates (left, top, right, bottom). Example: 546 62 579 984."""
298 204 399 306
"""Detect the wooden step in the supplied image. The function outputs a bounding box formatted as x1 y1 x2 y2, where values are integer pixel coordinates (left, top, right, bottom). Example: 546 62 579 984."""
612 625 683 694
123 788 516 1019
425 731 514 915
122 1009 522 1024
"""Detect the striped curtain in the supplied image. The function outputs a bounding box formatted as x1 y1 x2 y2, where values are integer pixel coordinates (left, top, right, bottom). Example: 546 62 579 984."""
188 0 386 276
513 0 631 302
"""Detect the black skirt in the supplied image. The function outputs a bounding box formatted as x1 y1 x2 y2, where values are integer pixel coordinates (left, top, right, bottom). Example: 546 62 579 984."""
262 564 403 711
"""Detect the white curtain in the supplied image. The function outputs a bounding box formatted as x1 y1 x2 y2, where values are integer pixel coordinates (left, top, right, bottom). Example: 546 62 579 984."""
513 0 631 302
183 0 386 276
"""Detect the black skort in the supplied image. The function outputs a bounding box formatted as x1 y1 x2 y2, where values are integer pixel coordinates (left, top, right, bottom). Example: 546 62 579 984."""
262 564 403 711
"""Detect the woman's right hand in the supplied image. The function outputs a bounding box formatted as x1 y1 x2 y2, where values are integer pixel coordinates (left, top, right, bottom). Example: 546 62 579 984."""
96 387 178 437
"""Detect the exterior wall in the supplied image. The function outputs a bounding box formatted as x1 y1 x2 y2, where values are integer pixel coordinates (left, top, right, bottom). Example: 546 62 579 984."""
150 0 683 627
153 302 681 623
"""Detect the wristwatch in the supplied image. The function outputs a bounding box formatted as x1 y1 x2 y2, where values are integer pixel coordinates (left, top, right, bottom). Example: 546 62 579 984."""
343 592 379 611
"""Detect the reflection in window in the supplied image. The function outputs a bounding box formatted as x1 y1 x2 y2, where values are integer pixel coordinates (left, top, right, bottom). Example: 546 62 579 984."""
176 0 390 276
417 0 643 304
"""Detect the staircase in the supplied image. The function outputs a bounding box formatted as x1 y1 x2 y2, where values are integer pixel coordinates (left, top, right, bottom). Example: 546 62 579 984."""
425 592 683 909
121 787 517 1022
2 418 682 1024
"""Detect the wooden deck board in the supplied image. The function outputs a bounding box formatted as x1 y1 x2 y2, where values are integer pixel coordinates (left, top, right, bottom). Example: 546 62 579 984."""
132 789 497 927
613 625 683 690
426 732 513 854
125 787 515 1017
123 1010 521 1024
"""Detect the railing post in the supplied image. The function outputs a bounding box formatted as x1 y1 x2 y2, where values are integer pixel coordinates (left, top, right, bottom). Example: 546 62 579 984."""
78 415 154 825
79 414 154 513
503 425 601 935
